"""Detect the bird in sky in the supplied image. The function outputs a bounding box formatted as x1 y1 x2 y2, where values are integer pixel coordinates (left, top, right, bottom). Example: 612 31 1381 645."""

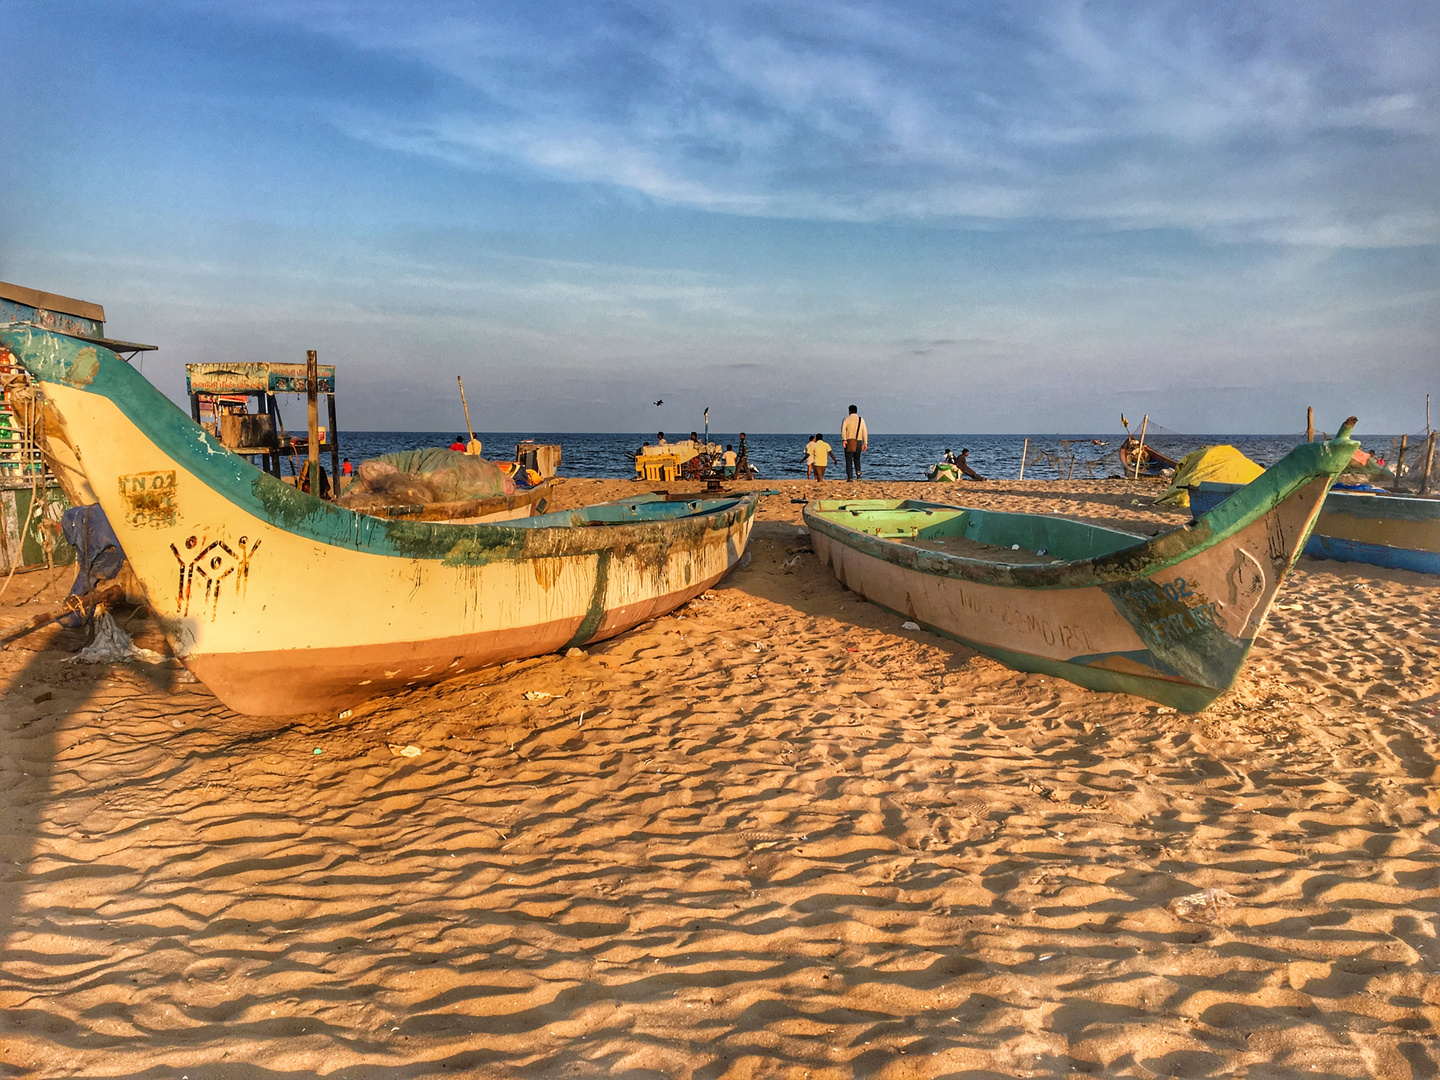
653 399 664 406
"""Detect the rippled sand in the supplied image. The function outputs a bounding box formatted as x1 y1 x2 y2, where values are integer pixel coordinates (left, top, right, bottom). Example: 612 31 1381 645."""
2 478 1438 1078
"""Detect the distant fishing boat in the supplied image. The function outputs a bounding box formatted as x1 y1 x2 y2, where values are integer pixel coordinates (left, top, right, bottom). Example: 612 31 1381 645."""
1191 482 1439 576
804 422 1359 712
0 324 758 715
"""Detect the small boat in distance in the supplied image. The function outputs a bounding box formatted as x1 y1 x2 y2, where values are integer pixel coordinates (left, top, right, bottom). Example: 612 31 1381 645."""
0 323 758 715
804 422 1359 712
1190 482 1439 576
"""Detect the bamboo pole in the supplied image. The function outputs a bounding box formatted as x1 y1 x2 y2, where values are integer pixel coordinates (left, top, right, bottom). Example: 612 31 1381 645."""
0 582 124 647
306 350 320 497
1018 437 1028 481
1395 434 1408 487
1423 431 1438 495
1132 414 1149 480
1305 406 1314 443
457 376 480 454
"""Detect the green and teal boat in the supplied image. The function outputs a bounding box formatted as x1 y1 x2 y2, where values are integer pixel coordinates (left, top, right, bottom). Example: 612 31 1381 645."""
804 422 1359 711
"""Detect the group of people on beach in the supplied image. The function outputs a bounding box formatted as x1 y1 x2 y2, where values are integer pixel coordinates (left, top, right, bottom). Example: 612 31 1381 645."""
644 430 749 478
806 405 869 481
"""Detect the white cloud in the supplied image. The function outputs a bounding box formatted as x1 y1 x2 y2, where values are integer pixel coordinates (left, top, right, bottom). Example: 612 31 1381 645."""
236 1 1439 246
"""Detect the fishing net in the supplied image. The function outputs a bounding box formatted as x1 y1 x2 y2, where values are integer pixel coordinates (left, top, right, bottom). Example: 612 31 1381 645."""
334 447 516 510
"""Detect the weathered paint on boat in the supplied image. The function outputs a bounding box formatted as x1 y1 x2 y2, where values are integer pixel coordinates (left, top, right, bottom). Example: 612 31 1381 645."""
804 425 1358 711
0 324 757 715
1191 482 1440 576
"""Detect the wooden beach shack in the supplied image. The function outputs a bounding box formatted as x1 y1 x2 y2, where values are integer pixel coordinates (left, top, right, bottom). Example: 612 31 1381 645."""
0 281 155 571
185 361 341 491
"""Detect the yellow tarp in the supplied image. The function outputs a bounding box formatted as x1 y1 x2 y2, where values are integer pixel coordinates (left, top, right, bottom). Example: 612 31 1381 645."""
1154 445 1264 507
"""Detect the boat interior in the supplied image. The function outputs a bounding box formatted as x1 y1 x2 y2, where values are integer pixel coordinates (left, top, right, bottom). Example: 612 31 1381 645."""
808 499 1147 565
524 493 751 529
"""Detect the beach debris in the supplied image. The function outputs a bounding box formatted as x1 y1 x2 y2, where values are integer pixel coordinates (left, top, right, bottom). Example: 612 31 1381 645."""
313 748 323 756
388 744 423 758
902 621 920 630
1011 544 1021 550
32 691 52 704
566 647 585 658
523 690 555 701
1167 886 1236 924
338 708 352 720
782 554 803 569
68 612 167 665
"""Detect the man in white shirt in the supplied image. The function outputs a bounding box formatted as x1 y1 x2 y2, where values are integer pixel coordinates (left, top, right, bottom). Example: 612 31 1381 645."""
840 405 868 481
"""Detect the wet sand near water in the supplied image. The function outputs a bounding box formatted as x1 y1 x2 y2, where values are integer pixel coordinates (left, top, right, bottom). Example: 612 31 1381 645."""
2 477 1439 1078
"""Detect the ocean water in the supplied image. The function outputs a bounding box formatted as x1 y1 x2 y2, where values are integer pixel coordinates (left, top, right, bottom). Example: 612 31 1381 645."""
326 430 1396 482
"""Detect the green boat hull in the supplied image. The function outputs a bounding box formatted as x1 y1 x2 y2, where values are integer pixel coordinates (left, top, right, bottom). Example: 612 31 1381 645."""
804 423 1358 711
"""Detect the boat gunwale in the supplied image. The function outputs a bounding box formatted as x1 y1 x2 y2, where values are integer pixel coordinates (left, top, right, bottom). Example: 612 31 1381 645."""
804 430 1358 590
0 322 759 562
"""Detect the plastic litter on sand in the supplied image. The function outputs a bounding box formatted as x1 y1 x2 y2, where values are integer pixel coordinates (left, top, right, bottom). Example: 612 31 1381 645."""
1167 886 1236 924
68 612 167 665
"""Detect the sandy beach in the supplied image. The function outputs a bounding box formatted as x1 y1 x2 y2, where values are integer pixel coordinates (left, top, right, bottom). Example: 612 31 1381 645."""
2 476 1439 1078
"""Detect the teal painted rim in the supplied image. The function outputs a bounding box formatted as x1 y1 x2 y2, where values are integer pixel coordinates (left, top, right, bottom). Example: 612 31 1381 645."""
803 434 1355 591
0 323 758 564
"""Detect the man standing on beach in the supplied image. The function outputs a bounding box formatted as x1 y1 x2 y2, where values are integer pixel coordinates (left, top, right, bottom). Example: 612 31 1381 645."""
841 405 868 481
804 434 815 478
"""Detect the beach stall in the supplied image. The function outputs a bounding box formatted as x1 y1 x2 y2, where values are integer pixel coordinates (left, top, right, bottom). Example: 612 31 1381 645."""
0 281 156 571
185 361 340 490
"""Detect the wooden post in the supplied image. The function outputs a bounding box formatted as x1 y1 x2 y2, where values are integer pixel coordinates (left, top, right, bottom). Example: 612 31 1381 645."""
1305 406 1314 443
1423 431 1438 495
1395 434 1408 487
266 394 282 478
327 393 340 496
1018 437 1028 481
1132 414 1149 480
306 350 320 497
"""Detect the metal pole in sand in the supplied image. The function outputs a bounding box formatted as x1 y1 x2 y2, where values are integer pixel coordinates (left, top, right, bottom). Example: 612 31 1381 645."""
306 350 320 497
1132 414 1149 480
1018 437 1028 481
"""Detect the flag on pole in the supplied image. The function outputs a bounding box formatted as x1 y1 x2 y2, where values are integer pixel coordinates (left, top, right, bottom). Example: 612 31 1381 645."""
704 407 709 443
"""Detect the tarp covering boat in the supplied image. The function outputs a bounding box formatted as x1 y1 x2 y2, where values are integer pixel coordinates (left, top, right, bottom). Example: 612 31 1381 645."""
1154 445 1264 507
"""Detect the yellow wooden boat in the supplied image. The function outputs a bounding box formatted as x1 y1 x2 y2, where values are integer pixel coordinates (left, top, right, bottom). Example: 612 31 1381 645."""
0 324 758 715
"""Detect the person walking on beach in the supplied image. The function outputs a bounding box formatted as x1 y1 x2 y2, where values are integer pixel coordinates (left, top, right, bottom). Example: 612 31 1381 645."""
841 405 868 481
808 433 836 481
804 435 816 478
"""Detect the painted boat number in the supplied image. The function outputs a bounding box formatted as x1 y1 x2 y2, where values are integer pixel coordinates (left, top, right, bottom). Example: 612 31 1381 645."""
118 470 178 528
1133 576 1223 641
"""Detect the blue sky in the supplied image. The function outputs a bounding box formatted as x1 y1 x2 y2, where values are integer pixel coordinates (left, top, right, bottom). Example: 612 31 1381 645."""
2 0 1436 435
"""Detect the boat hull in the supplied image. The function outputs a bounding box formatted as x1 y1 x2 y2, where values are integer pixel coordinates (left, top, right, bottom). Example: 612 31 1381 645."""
1 326 756 715
805 440 1352 712
1192 482 1440 576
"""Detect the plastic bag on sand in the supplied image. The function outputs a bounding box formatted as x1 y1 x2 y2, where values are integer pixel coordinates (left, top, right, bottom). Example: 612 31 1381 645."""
68 612 167 665
1167 886 1236 924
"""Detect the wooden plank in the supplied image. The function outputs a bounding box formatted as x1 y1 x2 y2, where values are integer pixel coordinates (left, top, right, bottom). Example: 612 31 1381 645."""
0 281 104 323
